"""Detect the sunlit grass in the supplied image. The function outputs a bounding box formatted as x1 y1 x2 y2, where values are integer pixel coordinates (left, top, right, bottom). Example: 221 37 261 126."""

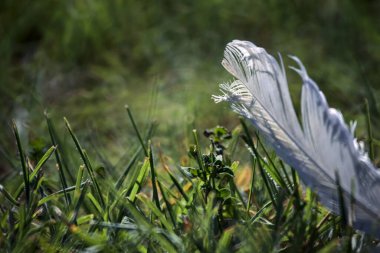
1 107 379 252
0 1 380 251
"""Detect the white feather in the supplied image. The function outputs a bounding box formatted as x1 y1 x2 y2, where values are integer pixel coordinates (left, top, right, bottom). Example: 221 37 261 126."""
213 40 380 237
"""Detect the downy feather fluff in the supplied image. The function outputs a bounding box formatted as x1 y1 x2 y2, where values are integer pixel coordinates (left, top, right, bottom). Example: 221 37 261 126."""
213 40 380 237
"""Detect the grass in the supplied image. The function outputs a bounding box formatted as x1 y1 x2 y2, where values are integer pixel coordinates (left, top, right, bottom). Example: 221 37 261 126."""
1 108 379 252
1 1 380 252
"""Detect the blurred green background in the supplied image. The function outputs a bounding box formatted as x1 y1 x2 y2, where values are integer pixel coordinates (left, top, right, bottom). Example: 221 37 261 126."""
1 0 379 175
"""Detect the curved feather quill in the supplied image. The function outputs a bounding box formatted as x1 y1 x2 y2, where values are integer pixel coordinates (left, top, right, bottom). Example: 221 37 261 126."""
213 40 380 237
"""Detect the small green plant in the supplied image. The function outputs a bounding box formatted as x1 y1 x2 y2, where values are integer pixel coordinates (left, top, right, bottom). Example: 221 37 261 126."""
186 127 235 197
185 127 240 229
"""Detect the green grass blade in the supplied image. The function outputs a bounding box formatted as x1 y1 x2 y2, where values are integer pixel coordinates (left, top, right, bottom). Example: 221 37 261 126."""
291 168 302 209
137 194 173 232
250 201 272 224
168 170 189 202
157 180 177 229
255 133 291 194
115 147 142 189
0 185 20 206
29 145 56 182
12 120 30 208
83 150 106 208
240 118 277 208
108 188 129 216
64 117 105 208
73 165 85 206
148 142 161 211
129 158 150 202
63 117 87 166
192 129 207 182
87 192 104 218
38 181 88 206
76 214 94 225
125 105 148 156
71 180 90 224
144 121 157 146
46 113 75 184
